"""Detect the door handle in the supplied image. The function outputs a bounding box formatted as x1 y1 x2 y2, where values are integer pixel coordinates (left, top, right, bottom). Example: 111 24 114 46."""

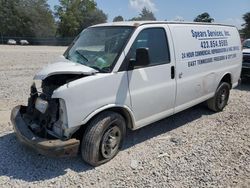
171 66 175 79
179 72 183 79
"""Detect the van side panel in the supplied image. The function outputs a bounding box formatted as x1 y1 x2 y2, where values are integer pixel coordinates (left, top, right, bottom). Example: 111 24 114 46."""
168 24 242 113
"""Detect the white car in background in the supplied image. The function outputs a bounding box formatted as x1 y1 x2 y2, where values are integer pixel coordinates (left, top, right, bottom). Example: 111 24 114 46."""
20 40 29 45
7 39 17 45
242 39 250 78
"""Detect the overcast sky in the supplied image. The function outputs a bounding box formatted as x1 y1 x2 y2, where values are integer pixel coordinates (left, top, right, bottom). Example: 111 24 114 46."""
48 0 250 29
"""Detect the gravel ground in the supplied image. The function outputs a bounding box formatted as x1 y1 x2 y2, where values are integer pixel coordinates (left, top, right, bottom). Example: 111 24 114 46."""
0 45 249 188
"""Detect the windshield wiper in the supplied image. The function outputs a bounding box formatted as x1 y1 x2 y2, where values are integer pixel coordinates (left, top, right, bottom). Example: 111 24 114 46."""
89 65 109 73
75 50 89 62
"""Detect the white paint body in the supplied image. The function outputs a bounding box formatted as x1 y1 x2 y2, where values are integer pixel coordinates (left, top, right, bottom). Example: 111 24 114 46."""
35 22 242 136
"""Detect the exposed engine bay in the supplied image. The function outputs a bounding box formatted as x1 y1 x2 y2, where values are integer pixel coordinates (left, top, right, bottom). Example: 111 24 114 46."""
23 74 84 139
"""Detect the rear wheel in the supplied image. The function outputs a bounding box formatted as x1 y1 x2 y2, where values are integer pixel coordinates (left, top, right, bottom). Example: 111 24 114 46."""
81 111 126 166
207 82 230 112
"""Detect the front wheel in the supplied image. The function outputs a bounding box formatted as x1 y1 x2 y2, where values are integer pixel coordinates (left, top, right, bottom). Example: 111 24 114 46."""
207 82 230 112
81 111 126 166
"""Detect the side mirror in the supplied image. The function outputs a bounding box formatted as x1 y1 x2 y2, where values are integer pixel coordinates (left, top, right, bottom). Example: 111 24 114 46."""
129 48 150 69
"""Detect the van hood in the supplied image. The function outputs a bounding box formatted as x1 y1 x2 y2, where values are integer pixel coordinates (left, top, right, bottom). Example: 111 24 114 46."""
34 58 97 80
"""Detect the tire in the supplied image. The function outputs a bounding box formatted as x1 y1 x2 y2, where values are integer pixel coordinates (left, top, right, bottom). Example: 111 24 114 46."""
207 82 230 112
81 111 126 166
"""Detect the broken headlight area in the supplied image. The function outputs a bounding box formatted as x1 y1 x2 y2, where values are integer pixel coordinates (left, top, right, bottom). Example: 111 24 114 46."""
35 97 48 114
25 85 61 139
24 74 84 139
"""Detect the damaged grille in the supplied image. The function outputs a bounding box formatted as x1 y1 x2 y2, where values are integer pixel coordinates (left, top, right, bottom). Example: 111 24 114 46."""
23 74 85 138
25 83 60 138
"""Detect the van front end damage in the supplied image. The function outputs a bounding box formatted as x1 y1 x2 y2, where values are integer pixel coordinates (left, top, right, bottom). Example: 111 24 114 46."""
11 60 98 157
11 105 79 157
10 73 87 157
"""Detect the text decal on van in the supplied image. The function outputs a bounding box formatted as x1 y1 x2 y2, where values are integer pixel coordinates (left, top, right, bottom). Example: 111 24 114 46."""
180 29 240 68
191 29 230 39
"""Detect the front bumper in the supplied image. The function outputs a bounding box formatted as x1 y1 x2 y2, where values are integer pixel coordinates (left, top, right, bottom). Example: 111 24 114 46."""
11 105 80 157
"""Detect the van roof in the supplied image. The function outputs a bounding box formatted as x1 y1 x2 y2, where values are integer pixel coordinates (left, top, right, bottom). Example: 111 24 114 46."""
91 21 235 28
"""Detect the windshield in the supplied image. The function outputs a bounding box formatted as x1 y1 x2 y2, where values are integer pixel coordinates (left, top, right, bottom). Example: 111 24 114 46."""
64 26 134 72
243 40 250 49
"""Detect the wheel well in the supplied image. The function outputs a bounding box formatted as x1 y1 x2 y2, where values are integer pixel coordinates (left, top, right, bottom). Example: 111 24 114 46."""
72 107 134 140
221 73 232 89
106 107 134 130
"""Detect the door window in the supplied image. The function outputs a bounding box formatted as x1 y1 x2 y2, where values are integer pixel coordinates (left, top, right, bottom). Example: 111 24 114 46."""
129 28 170 67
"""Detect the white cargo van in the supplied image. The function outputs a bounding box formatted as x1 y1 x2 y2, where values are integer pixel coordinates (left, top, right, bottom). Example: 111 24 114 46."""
11 21 242 166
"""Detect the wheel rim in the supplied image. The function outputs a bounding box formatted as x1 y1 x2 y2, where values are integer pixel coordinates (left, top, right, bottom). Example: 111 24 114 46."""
218 88 228 109
101 126 121 159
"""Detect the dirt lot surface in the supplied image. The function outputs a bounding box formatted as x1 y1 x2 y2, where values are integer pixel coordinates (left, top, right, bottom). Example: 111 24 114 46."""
0 45 249 187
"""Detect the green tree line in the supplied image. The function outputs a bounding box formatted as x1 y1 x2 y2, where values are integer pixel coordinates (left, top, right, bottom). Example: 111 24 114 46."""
0 0 249 39
0 0 56 37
